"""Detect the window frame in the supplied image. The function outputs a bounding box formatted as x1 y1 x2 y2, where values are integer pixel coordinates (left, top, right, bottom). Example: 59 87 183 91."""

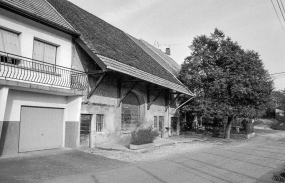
96 114 104 132
154 116 158 128
32 38 58 66
0 27 21 65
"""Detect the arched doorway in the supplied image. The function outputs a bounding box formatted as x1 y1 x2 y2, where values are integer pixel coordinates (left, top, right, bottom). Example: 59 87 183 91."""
122 92 140 131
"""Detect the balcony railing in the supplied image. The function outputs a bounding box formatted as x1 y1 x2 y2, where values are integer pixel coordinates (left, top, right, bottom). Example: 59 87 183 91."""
0 51 88 91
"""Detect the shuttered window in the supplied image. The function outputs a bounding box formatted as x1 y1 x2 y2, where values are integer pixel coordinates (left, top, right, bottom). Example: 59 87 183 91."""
33 39 57 64
0 28 21 55
0 28 21 64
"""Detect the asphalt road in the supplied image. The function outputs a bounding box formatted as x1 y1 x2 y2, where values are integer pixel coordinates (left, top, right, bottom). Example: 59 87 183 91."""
1 128 285 183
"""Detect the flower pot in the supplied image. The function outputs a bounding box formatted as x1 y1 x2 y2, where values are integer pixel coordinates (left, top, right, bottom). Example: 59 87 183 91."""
129 143 154 150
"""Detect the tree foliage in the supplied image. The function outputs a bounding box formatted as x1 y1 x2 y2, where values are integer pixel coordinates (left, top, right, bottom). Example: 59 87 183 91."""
179 28 273 138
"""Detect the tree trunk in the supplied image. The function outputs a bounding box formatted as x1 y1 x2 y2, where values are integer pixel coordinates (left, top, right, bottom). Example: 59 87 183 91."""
224 116 233 139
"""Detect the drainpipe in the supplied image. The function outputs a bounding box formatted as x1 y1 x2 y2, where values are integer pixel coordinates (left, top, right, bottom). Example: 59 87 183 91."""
0 87 9 140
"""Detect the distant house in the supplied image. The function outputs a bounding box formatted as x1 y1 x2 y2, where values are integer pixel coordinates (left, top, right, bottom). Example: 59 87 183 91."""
0 0 88 156
0 0 193 155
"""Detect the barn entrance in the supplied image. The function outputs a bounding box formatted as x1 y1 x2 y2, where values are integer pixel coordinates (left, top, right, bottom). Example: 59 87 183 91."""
122 92 140 131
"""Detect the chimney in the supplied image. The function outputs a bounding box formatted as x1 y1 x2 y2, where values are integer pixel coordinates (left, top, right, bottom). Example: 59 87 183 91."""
165 47 171 55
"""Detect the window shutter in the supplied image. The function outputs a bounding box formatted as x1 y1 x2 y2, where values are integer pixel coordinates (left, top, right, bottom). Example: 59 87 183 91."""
44 43 56 64
33 40 45 62
1 29 21 55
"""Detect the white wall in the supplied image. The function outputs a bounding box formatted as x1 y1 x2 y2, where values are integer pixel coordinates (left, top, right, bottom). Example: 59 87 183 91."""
4 90 67 121
0 8 73 68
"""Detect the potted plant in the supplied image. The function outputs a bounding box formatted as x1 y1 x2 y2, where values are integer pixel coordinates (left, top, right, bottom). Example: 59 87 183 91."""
129 126 159 150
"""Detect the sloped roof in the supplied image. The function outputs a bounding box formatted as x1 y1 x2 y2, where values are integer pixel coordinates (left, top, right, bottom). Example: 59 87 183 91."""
140 40 181 73
128 35 180 76
98 55 192 95
46 0 193 96
0 0 79 36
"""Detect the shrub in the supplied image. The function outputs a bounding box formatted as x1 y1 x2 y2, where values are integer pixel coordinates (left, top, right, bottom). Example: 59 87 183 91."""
130 126 159 145
271 123 285 131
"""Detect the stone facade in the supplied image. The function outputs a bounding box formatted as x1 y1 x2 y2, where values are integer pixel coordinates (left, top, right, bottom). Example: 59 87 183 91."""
72 41 179 146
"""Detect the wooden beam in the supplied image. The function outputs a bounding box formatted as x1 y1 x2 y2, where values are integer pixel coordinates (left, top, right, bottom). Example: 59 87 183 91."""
169 92 182 95
147 89 165 110
165 94 181 112
87 73 106 99
121 80 144 83
86 70 106 75
117 77 121 106
117 82 139 107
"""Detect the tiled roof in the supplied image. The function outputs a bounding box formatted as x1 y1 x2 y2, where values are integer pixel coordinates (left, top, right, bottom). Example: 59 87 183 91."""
46 0 193 96
97 55 192 95
128 35 180 76
0 0 78 35
140 39 181 74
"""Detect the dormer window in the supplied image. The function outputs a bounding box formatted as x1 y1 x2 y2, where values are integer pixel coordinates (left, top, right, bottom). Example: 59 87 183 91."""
33 39 57 65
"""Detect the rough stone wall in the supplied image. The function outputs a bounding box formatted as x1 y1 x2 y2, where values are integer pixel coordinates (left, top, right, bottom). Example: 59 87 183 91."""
72 41 179 145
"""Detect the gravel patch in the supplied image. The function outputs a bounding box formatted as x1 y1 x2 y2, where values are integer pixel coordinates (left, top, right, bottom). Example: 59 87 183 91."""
79 141 222 163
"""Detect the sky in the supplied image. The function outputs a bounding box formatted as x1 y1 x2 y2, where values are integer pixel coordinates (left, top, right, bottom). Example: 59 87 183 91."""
69 0 285 90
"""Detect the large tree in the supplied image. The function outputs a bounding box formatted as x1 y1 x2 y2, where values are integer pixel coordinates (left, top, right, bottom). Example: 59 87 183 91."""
179 29 273 138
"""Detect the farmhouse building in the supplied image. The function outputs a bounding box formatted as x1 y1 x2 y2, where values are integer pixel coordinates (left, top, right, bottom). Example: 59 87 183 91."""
0 0 193 156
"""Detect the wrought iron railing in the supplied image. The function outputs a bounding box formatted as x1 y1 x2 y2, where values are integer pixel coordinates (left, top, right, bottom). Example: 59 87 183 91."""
0 51 88 91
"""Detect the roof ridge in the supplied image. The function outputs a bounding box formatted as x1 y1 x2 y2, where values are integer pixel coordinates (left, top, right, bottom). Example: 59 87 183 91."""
139 39 191 92
127 34 178 78
140 39 179 73
44 0 78 34
141 39 180 70
127 35 192 95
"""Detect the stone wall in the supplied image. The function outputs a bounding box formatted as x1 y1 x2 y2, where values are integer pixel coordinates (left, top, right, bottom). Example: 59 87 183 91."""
72 41 179 146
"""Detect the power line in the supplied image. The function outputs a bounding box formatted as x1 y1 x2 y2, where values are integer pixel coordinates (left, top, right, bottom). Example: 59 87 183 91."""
276 0 285 22
270 72 285 75
280 0 285 15
271 0 285 34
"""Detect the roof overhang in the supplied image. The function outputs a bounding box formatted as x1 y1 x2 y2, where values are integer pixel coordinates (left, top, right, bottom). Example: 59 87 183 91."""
97 55 194 96
0 1 80 37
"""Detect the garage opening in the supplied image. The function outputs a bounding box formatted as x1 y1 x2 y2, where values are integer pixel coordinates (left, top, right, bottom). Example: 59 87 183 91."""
122 91 140 131
19 106 64 152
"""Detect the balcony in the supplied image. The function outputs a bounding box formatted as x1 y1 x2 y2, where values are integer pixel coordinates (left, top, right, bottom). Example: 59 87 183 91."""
0 51 88 91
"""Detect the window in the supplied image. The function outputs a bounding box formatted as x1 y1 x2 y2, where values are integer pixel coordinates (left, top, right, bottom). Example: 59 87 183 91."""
159 116 164 131
96 114 104 132
0 28 21 64
154 116 158 128
33 39 57 65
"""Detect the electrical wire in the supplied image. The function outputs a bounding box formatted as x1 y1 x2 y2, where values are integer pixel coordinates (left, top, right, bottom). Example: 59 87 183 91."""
277 0 285 22
271 0 285 33
270 71 285 75
280 0 285 15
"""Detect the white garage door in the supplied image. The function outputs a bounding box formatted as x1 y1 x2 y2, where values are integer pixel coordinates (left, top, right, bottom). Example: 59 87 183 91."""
19 106 64 152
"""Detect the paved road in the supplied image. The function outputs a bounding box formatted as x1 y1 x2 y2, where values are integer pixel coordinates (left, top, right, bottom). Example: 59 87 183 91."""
1 129 285 183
